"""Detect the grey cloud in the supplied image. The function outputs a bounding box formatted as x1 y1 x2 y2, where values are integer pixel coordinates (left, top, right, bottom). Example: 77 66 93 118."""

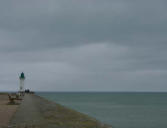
0 0 167 91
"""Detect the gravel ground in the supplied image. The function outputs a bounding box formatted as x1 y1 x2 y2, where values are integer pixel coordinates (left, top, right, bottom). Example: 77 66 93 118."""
9 94 112 128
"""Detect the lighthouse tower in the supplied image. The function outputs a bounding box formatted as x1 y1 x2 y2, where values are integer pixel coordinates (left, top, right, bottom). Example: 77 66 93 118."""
19 72 25 92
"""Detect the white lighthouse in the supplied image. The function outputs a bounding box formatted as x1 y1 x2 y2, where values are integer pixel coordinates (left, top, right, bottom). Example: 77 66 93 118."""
19 72 25 92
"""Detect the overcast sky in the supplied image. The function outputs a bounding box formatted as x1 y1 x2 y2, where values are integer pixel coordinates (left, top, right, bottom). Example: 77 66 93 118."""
0 0 167 92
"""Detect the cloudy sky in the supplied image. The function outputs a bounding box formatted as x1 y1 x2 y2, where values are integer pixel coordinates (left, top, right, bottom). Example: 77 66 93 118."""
0 0 167 92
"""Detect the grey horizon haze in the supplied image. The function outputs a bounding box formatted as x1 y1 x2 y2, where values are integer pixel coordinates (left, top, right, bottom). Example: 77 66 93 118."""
0 0 167 92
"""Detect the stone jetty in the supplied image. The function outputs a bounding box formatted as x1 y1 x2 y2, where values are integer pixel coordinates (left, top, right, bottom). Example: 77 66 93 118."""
9 94 112 128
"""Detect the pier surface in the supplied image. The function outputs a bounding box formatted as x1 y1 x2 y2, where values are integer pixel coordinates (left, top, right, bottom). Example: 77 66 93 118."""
0 93 18 128
10 94 111 128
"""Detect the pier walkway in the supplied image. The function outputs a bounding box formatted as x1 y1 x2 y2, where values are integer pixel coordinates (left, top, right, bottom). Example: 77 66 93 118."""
9 94 111 128
10 94 45 127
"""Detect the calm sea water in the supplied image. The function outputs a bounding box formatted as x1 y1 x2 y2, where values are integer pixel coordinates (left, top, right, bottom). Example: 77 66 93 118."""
37 92 167 128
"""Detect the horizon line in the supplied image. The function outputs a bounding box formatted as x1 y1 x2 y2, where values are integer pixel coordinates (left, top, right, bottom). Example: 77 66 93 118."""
1 90 167 93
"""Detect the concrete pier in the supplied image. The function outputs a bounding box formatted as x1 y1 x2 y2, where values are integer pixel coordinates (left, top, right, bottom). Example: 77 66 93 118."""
10 94 112 128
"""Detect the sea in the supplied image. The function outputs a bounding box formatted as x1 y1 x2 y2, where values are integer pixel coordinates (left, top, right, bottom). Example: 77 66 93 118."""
37 92 167 128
